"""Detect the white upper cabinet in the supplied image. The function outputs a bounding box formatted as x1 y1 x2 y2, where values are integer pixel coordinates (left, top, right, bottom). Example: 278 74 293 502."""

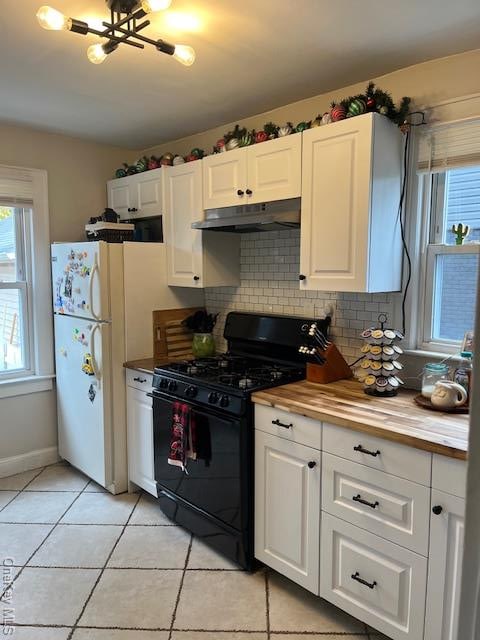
202 134 302 209
300 113 403 292
247 134 302 204
203 148 247 209
162 161 240 288
107 168 163 220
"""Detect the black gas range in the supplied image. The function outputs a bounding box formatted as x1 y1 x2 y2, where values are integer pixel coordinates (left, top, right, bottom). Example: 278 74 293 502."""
151 312 330 570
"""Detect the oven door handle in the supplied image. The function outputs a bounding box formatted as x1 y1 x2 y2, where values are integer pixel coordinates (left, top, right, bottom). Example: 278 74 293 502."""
146 392 154 398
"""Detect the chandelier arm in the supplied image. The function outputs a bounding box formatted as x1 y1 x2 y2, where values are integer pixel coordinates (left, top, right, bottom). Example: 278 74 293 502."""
109 25 160 47
87 26 145 48
100 7 147 35
101 19 151 36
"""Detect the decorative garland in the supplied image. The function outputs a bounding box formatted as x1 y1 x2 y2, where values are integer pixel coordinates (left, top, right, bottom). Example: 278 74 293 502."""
114 82 411 178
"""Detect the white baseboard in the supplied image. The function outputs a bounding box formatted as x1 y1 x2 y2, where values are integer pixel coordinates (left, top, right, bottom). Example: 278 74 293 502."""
0 447 59 478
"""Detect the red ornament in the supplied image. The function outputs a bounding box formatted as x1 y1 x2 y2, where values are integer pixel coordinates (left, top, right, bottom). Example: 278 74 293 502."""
185 154 197 162
147 156 159 170
366 97 376 111
255 131 268 143
331 104 347 122
216 138 225 149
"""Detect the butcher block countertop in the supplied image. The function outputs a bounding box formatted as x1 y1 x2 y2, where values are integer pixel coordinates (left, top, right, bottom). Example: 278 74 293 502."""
124 358 158 374
252 379 469 460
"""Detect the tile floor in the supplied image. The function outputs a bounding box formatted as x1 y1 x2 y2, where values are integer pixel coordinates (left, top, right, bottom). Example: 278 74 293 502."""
0 463 387 639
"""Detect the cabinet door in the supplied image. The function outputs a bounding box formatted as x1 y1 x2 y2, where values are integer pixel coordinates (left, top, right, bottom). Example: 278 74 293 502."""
163 162 204 287
135 169 163 217
299 115 373 292
255 430 320 594
425 490 465 640
247 133 302 204
203 148 247 209
107 177 136 220
126 385 157 496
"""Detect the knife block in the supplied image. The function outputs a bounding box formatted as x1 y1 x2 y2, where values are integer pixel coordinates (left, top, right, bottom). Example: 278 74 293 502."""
306 343 353 384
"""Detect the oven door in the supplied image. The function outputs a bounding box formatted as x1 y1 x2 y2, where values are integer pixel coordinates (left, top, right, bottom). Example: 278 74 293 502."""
152 392 247 532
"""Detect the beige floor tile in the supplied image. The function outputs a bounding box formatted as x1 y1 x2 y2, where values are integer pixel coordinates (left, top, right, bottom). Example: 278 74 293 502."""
367 629 393 638
28 464 89 492
0 523 54 565
73 631 169 639
272 636 367 639
0 567 100 625
0 492 78 524
129 493 173 525
84 480 108 492
188 538 240 570
172 634 267 639
80 568 182 629
60 493 138 525
0 491 19 509
3 628 71 639
175 570 267 631
108 525 190 568
0 468 43 491
29 524 122 568
268 572 366 634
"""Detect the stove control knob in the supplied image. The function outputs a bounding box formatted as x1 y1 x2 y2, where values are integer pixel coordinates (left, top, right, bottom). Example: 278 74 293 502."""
168 380 177 392
159 378 169 389
219 395 230 407
208 392 219 404
185 385 198 398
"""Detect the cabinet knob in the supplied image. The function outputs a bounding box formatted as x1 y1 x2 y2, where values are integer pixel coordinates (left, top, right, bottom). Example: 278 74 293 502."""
193 275 200 281
237 189 245 196
308 461 317 469
299 274 306 281
246 189 253 195
133 377 147 383
127 207 138 212
432 505 443 515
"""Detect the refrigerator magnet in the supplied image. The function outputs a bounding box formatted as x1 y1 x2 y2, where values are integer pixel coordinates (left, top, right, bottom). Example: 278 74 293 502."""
88 383 97 403
82 354 95 376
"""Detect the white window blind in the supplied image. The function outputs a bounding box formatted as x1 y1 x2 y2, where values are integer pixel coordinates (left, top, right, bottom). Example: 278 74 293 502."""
0 167 34 206
418 117 480 173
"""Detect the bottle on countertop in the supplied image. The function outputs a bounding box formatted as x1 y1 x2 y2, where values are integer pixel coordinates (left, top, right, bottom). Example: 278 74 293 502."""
454 351 473 404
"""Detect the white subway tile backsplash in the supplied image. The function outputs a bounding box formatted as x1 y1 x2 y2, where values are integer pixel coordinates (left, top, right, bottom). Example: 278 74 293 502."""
206 229 392 355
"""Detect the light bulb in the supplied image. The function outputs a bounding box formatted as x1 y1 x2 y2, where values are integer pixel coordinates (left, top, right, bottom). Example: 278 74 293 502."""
141 0 172 12
173 44 195 66
87 43 107 64
36 5 70 31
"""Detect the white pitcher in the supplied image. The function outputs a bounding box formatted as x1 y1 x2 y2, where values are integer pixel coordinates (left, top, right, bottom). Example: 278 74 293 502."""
431 380 467 409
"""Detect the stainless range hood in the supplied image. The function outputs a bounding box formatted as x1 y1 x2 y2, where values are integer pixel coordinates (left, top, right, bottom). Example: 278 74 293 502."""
192 198 301 233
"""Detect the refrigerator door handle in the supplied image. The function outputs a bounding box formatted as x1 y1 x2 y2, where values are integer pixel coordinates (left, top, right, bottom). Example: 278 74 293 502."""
90 323 102 388
89 254 101 321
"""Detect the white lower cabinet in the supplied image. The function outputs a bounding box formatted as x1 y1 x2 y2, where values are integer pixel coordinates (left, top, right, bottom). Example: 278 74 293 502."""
126 371 157 496
320 513 428 640
424 490 465 640
255 429 320 594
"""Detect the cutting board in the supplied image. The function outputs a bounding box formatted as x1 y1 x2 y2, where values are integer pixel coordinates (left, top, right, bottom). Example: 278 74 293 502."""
153 307 203 362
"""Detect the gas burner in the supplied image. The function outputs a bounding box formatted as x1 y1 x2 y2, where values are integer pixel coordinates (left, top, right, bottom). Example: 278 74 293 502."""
238 378 255 389
269 369 284 380
186 364 199 375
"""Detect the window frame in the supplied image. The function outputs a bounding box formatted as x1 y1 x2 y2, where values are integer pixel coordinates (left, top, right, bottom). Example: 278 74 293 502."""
416 170 480 354
0 207 35 380
0 166 54 397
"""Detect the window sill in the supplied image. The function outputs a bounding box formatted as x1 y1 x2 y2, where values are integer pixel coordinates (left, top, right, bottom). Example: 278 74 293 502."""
404 349 464 363
0 374 55 400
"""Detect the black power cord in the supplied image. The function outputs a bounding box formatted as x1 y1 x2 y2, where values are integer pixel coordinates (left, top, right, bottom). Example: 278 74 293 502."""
398 130 412 336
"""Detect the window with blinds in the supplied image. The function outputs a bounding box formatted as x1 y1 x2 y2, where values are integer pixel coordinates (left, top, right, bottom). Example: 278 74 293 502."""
417 121 480 351
0 168 34 377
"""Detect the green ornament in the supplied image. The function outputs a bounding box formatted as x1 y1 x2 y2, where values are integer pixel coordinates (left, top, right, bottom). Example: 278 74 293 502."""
135 156 148 172
295 121 310 133
348 98 367 117
115 167 127 178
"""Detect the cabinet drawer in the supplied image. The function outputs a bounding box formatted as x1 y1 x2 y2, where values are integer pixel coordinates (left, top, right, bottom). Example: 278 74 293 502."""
320 513 427 640
126 369 153 392
255 404 321 450
322 453 430 555
323 423 431 485
432 454 467 499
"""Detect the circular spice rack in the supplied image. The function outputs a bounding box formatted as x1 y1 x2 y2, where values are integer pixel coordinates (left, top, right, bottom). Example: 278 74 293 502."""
357 314 404 397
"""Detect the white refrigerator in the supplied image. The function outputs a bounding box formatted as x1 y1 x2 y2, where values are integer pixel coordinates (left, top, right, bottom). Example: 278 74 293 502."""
52 240 205 494
52 241 125 493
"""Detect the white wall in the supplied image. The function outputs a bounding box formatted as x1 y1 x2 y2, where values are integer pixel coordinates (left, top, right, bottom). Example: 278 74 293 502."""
0 123 131 472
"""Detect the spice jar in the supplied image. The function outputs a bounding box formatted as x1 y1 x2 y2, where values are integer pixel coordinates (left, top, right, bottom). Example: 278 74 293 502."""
422 363 449 398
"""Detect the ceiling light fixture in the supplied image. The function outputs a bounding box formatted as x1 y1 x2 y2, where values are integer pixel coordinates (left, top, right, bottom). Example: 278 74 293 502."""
36 0 195 66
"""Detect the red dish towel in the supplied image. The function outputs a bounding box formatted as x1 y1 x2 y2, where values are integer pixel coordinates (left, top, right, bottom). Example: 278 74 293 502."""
168 402 197 471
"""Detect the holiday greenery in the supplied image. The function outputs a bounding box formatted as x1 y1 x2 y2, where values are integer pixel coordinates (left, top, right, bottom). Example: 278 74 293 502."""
114 82 412 177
